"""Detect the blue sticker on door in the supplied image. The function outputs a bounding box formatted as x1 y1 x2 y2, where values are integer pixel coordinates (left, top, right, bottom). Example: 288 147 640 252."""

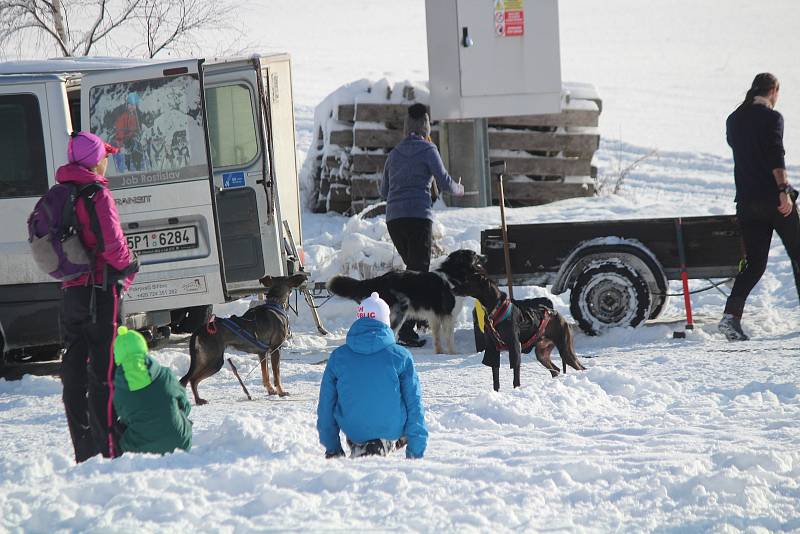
222 171 246 189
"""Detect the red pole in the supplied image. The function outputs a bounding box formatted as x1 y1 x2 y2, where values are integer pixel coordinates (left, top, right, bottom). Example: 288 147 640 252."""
675 218 694 330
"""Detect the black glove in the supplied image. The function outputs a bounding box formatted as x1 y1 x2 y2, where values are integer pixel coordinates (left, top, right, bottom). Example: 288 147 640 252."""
325 449 345 459
108 253 140 284
123 252 140 275
788 185 799 203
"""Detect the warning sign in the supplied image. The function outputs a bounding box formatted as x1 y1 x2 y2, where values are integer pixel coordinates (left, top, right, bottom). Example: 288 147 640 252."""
494 0 525 37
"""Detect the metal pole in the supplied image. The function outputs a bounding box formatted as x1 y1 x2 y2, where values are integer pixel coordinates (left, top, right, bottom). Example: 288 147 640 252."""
674 217 694 334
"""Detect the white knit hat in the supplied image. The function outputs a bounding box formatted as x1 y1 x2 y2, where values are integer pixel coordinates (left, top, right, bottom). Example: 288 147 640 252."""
356 292 391 326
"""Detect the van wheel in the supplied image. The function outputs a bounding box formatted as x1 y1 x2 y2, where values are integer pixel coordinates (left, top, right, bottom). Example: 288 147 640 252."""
570 260 651 335
140 326 171 350
170 305 212 334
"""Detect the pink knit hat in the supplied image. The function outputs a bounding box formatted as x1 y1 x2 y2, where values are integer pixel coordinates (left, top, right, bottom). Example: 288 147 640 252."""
68 131 119 168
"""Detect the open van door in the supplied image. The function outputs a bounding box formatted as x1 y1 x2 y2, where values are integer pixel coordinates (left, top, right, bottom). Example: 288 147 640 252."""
80 60 226 316
202 58 286 295
260 55 302 255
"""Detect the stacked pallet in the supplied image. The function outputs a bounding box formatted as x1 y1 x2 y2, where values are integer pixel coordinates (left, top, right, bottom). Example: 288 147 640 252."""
310 82 601 214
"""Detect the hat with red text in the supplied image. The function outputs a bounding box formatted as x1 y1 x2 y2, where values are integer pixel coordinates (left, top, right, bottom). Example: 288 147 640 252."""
356 292 391 326
67 131 119 169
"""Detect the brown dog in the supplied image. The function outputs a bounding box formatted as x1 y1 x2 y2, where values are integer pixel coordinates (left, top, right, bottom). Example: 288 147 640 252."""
179 273 307 404
464 271 586 391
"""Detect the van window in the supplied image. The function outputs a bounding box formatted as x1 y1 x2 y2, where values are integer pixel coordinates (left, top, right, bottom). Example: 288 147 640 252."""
0 94 48 198
206 84 259 167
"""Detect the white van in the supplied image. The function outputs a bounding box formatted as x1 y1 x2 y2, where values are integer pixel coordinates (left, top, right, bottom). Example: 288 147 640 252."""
0 55 307 362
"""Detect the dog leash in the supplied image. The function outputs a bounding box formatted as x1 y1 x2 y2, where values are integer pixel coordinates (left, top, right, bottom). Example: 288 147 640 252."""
238 343 284 383
212 316 286 383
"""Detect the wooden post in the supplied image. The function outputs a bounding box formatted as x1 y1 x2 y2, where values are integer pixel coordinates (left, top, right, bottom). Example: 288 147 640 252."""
494 161 514 300
227 359 253 401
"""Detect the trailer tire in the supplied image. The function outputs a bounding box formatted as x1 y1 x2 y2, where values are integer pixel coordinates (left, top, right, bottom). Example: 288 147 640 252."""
649 293 669 320
570 260 652 335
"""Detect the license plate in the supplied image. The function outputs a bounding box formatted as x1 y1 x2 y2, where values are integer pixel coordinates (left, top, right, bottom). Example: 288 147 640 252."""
126 226 198 255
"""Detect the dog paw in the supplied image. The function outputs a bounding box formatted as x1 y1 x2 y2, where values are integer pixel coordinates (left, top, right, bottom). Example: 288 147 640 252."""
266 388 277 396
196 398 209 406
278 390 290 397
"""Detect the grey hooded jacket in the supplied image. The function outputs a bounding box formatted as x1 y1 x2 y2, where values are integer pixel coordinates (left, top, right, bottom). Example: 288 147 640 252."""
380 134 460 221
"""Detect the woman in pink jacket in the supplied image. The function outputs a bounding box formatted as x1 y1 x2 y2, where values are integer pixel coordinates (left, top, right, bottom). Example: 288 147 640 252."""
58 132 139 463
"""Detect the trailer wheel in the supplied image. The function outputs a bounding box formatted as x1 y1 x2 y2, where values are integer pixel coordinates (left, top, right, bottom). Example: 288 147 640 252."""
649 293 669 320
570 261 651 335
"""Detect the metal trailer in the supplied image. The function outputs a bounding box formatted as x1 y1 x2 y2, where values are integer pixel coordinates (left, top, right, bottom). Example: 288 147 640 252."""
481 215 742 334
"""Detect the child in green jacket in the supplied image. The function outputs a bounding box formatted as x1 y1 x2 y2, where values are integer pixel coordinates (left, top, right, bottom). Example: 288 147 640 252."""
113 326 192 454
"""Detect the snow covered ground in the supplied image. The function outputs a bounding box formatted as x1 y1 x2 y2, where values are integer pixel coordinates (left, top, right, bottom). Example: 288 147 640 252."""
3 1 800 532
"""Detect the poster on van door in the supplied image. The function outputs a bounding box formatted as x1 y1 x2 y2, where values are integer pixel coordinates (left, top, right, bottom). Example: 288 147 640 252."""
88 75 207 189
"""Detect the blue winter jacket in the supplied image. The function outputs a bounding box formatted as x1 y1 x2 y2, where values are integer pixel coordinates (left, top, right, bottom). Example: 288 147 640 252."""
317 318 428 459
380 134 460 222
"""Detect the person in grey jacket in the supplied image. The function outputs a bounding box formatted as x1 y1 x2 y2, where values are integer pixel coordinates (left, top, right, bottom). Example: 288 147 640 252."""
380 103 464 346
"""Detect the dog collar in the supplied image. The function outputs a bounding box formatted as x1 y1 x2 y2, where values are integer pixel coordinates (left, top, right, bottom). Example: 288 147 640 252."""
262 300 288 318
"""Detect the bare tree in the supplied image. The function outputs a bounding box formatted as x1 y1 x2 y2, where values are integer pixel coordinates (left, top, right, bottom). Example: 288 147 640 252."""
134 0 236 58
0 0 239 59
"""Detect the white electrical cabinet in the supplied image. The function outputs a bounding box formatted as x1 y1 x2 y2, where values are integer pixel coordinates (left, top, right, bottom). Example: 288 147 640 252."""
426 0 562 120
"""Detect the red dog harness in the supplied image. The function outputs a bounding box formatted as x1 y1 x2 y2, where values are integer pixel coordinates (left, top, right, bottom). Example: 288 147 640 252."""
485 298 551 352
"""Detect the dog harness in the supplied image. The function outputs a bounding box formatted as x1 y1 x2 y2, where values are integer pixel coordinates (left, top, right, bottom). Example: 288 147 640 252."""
205 300 288 352
485 298 552 352
214 317 271 351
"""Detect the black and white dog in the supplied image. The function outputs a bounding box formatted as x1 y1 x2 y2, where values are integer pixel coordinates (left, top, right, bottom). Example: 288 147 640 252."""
327 249 484 354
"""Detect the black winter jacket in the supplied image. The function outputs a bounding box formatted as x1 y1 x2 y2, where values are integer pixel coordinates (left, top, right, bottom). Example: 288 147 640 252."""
726 103 786 203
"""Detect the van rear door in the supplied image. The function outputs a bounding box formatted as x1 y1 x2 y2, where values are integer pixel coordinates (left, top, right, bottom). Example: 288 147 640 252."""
260 55 302 251
80 60 225 314
203 58 286 295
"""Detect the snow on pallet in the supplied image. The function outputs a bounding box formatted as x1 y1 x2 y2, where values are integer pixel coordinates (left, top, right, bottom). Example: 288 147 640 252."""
307 80 602 213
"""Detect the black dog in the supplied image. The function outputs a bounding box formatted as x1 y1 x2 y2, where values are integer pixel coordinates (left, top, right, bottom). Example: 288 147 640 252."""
464 271 586 391
179 273 307 404
327 249 485 354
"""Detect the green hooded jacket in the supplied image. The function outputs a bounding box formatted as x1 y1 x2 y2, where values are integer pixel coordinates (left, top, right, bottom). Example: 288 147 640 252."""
113 327 192 454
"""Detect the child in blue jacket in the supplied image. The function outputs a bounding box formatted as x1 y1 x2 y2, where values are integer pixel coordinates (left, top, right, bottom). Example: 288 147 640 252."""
317 292 428 459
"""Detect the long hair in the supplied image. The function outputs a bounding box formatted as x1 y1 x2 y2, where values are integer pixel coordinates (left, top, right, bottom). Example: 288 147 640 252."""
739 73 779 109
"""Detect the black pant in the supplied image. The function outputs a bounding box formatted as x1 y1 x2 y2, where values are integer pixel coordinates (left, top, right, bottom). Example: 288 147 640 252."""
725 200 800 317
387 218 433 272
61 284 123 463
387 218 433 336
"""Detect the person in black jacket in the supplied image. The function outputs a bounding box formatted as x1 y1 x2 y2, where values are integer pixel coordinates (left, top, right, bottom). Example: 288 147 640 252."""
719 73 800 341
